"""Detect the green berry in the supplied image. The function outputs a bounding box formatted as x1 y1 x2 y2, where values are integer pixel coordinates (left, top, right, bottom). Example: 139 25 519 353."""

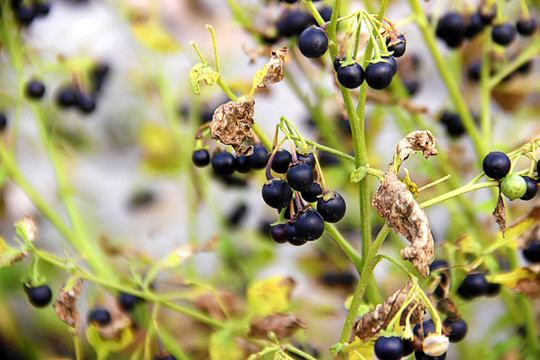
501 175 527 200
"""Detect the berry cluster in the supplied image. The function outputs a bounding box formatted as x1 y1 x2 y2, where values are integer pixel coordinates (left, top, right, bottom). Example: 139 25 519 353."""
11 0 51 27
192 144 269 177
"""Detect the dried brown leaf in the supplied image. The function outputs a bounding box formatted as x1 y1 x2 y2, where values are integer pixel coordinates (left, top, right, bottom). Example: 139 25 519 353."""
97 314 132 341
258 47 287 88
394 130 438 165
194 290 239 320
54 279 83 335
248 313 307 339
514 277 540 298
493 186 507 236
210 100 255 155
352 281 427 342
436 298 460 322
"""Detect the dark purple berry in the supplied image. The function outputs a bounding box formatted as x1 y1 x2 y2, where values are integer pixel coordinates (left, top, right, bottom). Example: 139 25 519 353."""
233 155 251 173
301 183 323 202
436 12 466 48
429 260 449 298
0 113 7 132
486 282 501 296
192 149 210 167
520 176 537 200
374 336 405 360
23 284 52 308
248 145 269 170
118 292 141 311
467 61 481 81
262 179 293 209
413 319 436 338
14 6 35 26
458 273 488 299
298 26 328 58
34 3 51 17
365 61 394 90
297 152 316 168
319 6 332 22
523 242 540 263
271 149 292 173
482 151 511 180
443 318 468 343
295 209 325 241
56 87 79 108
277 10 313 38
492 23 517 46
415 351 447 360
402 339 414 356
285 222 306 246
25 80 46 99
480 7 496 25
77 94 96 114
333 56 345 72
88 307 111 325
516 17 537 36
336 63 365 89
211 152 235 176
465 12 485 38
382 56 398 76
270 223 288 244
386 35 406 58
91 62 110 94
286 162 314 192
227 203 247 227
404 80 419 96
316 192 346 223
440 111 465 137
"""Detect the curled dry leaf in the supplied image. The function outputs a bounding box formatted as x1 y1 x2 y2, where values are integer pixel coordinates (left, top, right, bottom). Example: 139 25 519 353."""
351 281 426 342
437 298 460 322
373 131 437 278
194 290 239 320
514 277 540 299
493 186 507 236
15 214 38 242
248 313 307 339
54 278 83 335
257 47 287 88
210 100 255 155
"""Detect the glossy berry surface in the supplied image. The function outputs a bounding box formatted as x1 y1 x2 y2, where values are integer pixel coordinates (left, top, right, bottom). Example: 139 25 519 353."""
14 6 35 26
285 222 306 246
516 18 537 36
492 23 517 46
458 273 488 299
211 152 235 176
118 292 140 311
465 12 485 38
298 26 328 58
316 192 346 223
271 149 292 173
233 155 251 173
436 12 466 48
520 176 537 201
270 224 288 244
56 88 79 108
443 318 468 343
301 183 322 202
88 308 111 325
482 151 511 180
413 319 436 338
295 209 325 241
374 336 404 360
439 111 465 137
77 94 96 114
523 242 540 263
415 351 447 360
501 174 527 200
365 61 394 90
297 152 316 168
24 284 52 308
25 80 46 99
382 56 398 76
286 162 314 192
336 63 365 89
262 179 293 209
192 149 210 167
248 145 269 170
277 10 312 38
386 35 406 58
485 282 501 297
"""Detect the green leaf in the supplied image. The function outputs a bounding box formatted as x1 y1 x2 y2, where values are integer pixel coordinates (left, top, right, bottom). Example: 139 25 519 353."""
86 324 134 358
350 166 367 183
247 276 294 316
209 330 244 360
344 295 373 317
190 63 219 95
0 237 25 268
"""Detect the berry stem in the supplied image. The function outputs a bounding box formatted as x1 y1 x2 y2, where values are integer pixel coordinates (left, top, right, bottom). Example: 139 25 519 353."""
419 181 499 209
302 0 325 27
206 25 221 73
313 151 329 193
489 37 540 88
518 0 530 18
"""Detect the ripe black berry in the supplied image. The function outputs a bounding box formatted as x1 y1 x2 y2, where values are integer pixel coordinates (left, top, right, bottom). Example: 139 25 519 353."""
465 12 485 38
34 3 51 17
118 292 141 311
523 242 540 263
14 6 35 26
277 10 312 38
285 222 307 246
0 113 8 132
374 336 405 360
458 273 488 299
386 35 406 58
365 61 394 90
233 155 251 173
413 319 436 338
485 282 501 296
271 149 292 173
404 80 420 96
516 17 537 36
333 56 345 72
443 318 468 343
382 56 398 76
492 23 517 46
88 307 111 325
467 61 481 81
295 209 325 241
192 149 210 167
287 162 314 191
301 183 323 202
436 12 466 48
319 6 332 22
482 151 511 180
429 259 449 298
77 94 96 114
23 284 52 308
317 193 346 223
211 152 235 176
520 176 537 200
248 145 269 170
91 63 110 94
480 7 496 25
56 87 79 108
415 351 447 360
440 111 465 137
336 63 365 89
298 26 328 58
297 152 316 168
25 80 46 99
281 0 298 3
270 223 288 244
154 355 176 360
227 203 247 227
262 179 293 209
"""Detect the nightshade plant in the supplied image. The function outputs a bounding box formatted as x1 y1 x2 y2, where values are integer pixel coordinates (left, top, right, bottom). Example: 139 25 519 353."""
1 0 540 359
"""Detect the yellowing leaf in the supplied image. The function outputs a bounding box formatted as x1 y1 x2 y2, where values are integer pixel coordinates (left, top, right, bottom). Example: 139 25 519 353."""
86 322 133 358
247 276 295 316
490 268 537 288
209 330 243 360
190 63 219 95
0 237 25 268
131 21 180 53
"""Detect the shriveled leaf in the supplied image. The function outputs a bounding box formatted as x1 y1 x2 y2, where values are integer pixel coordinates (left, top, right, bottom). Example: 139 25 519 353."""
0 237 26 268
54 278 83 335
350 166 367 183
209 330 244 360
352 281 426 342
493 186 506 236
513 277 540 298
253 47 287 89
15 215 38 243
393 130 438 167
190 62 219 95
210 100 256 155
248 313 307 339
247 276 295 316
194 290 239 320
131 21 180 53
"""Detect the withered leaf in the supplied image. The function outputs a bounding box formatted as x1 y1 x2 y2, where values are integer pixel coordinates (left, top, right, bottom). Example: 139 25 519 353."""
436 298 460 322
257 47 287 88
493 186 507 236
194 290 239 320
97 314 132 341
352 281 426 342
54 278 83 335
210 100 255 155
373 131 437 278
248 313 307 339
514 277 540 299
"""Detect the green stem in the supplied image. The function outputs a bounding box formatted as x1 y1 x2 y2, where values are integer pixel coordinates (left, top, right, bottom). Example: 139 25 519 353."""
419 181 499 209
489 37 540 88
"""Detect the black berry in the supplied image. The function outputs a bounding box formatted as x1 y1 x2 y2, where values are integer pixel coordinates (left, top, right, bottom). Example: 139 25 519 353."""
492 23 517 46
271 149 292 173
88 307 111 325
285 221 307 246
277 10 312 38
374 336 405 360
301 183 323 202
91 63 110 94
336 63 365 89
365 61 394 90
516 17 537 36
34 3 51 17
270 223 288 244
520 176 537 200
118 292 141 311
386 35 406 58
465 12 485 38
192 149 210 167
443 318 468 343
25 80 46 99
482 151 511 180
382 56 398 76
319 6 332 22
297 152 316 168
458 273 488 299
523 242 540 263
227 203 247 227
14 6 35 26
467 61 481 81
77 94 96 114
248 145 269 170
286 162 314 192
486 282 501 296
23 284 52 308
440 111 465 137
415 351 447 360
480 7 496 25
316 192 346 223
211 152 235 176
413 319 436 339
295 209 325 241
436 12 466 48
56 87 79 108
298 26 328 58
429 259 449 298
233 154 251 173
0 113 7 132
404 80 420 96
262 179 293 209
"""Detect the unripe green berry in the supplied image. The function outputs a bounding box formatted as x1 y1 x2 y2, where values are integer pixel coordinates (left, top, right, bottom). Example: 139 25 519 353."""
501 175 527 200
